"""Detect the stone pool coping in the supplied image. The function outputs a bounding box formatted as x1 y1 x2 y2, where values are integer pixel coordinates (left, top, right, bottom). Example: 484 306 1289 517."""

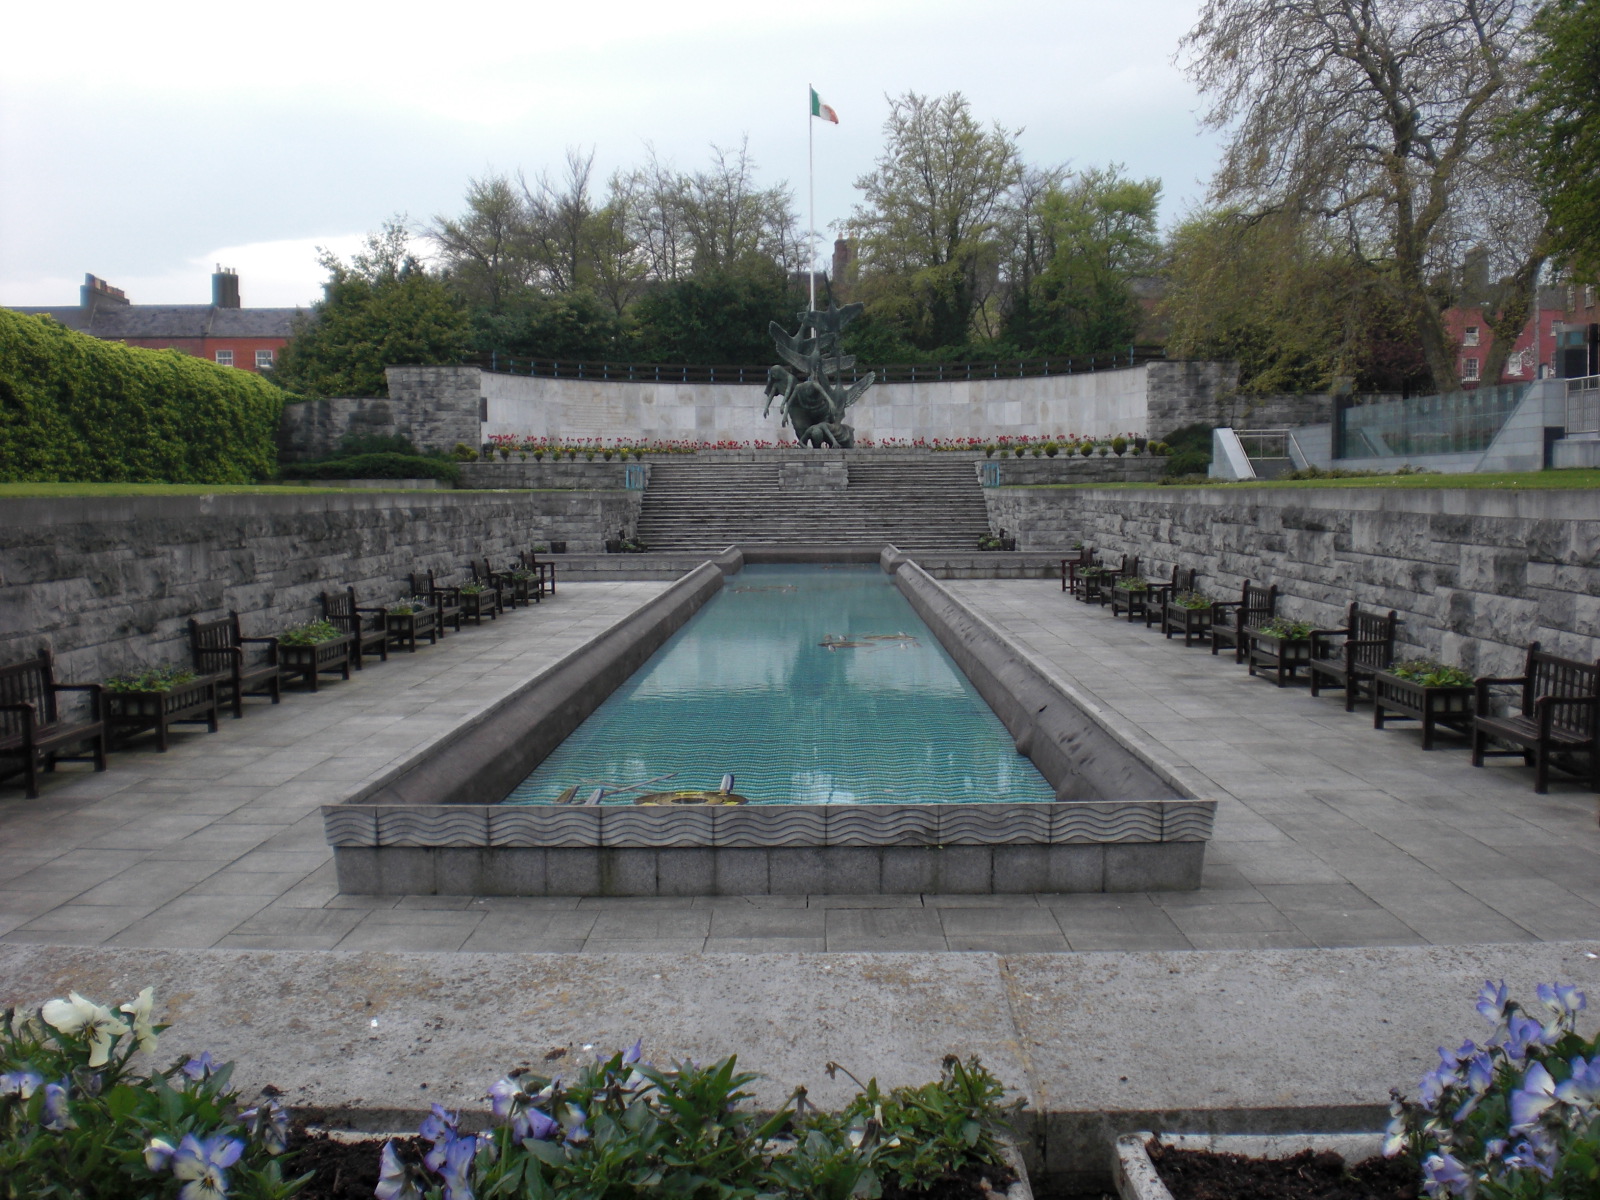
323 550 1215 895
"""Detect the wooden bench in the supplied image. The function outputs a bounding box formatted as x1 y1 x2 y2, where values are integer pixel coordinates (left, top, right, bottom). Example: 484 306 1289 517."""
521 550 557 596
1308 603 1400 711
410 571 464 633
322 588 390 668
1110 560 1177 624
189 613 282 719
1060 547 1095 593
1471 642 1600 793
1211 581 1277 663
1081 554 1136 607
0 651 107 798
474 558 539 609
1137 565 1196 629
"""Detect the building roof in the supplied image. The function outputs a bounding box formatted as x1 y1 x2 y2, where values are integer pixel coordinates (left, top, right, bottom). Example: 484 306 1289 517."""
11 304 299 339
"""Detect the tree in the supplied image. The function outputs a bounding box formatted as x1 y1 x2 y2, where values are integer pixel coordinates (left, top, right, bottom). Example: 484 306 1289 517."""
428 174 532 314
845 92 1023 351
271 221 472 398
629 264 799 364
1001 167 1161 357
1509 0 1600 277
1181 0 1546 391
1163 209 1428 394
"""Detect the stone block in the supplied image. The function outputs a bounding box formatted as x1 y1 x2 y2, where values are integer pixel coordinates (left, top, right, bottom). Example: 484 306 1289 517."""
712 849 770 895
335 846 435 895
818 848 882 893
545 849 602 896
1044 844 1106 892
434 848 489 895
478 849 547 896
881 847 939 892
656 849 716 896
1105 842 1205 892
600 849 658 896
930 846 993 894
767 848 828 894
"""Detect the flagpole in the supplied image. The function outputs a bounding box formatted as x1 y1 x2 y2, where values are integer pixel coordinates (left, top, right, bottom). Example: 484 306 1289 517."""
808 84 816 312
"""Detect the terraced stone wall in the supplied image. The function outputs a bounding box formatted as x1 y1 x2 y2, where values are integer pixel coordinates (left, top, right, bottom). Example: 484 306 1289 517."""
0 489 639 683
983 485 1600 675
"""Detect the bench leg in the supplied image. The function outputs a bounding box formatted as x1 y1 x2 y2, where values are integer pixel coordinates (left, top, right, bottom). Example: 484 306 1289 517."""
1471 727 1486 767
1535 746 1550 794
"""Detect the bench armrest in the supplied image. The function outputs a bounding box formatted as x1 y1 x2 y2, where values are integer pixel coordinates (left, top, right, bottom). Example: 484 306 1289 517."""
1536 693 1600 734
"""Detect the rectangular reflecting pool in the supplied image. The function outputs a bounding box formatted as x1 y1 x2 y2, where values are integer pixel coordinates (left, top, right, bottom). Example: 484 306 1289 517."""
506 564 1057 805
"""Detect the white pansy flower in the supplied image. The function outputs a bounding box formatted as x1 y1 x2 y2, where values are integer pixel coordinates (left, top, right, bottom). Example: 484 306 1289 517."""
40 992 130 1067
119 987 159 1054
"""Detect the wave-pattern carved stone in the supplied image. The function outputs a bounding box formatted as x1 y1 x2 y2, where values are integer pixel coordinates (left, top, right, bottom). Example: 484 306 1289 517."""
828 805 939 846
939 804 1051 845
1053 803 1162 844
715 806 827 848
603 807 715 847
487 806 601 848
376 806 490 847
1162 801 1217 841
322 806 377 847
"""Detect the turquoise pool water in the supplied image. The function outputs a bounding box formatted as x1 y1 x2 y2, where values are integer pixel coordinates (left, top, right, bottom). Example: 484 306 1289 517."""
505 565 1056 806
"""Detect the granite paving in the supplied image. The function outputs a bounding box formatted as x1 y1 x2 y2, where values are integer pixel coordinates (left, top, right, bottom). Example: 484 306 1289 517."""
1 575 1596 952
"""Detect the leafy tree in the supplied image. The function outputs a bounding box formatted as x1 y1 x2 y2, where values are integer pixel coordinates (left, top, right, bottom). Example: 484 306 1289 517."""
1001 167 1161 357
845 92 1023 351
1509 0 1600 277
1163 209 1429 395
1181 0 1546 391
271 221 472 398
472 290 624 361
429 174 532 313
630 265 799 364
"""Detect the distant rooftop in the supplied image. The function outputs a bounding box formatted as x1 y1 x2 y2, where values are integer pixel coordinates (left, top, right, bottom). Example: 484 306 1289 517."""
8 270 298 339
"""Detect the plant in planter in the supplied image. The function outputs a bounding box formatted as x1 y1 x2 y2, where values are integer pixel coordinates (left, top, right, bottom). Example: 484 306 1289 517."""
381 597 440 652
455 581 500 624
1374 658 1478 749
1162 590 1215 647
276 619 352 691
103 666 218 751
1384 979 1598 1199
1045 442 1059 457
1080 441 1095 457
378 1045 1021 1200
1110 576 1150 621
984 443 997 458
1111 436 1128 456
0 987 301 1199
1248 616 1316 686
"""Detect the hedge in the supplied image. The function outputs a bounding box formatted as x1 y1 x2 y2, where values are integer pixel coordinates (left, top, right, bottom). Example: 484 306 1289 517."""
277 452 460 483
0 310 286 483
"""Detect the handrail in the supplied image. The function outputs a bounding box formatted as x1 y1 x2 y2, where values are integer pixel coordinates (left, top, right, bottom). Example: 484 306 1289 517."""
1566 375 1600 435
470 346 1167 385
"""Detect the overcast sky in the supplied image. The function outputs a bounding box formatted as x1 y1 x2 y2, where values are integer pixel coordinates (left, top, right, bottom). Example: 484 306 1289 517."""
0 0 1223 310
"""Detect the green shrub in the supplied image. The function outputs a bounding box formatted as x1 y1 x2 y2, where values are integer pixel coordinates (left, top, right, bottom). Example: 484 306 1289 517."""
276 453 460 484
1162 422 1217 478
0 311 285 483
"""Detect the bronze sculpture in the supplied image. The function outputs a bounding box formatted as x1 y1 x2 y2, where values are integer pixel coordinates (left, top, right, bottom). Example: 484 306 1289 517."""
763 301 876 448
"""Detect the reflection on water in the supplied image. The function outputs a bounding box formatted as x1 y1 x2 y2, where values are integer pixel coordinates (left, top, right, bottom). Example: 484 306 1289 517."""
505 564 1057 805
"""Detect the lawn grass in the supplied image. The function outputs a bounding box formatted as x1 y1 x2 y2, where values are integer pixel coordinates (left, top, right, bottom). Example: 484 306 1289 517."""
1022 468 1600 491
0 483 574 498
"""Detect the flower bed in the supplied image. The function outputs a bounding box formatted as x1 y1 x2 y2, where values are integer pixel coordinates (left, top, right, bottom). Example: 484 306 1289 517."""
1373 659 1477 750
2 987 1028 1200
102 667 219 752
1247 617 1315 686
277 621 354 691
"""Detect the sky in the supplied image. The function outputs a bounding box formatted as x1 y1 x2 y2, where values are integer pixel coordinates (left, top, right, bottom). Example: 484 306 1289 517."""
0 0 1224 310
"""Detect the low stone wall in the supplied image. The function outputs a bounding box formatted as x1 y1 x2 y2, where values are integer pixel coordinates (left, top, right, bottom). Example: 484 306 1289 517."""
458 460 646 489
0 489 640 683
978 455 1166 485
278 367 482 462
982 484 1600 674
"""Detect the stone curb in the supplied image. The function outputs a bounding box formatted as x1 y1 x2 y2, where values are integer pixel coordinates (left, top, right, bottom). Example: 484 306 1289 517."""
1112 1132 1386 1200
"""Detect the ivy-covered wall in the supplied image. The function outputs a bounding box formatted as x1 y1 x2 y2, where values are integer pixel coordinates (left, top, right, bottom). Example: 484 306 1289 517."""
0 310 285 483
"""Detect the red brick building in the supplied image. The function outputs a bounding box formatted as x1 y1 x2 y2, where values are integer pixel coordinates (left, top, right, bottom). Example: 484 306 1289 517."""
10 270 296 373
1442 281 1600 388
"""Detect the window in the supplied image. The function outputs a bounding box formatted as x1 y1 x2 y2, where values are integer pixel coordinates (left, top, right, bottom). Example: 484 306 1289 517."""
214 349 234 367
1506 350 1526 377
1587 285 1596 309
255 349 275 370
1462 357 1480 381
1463 326 1480 347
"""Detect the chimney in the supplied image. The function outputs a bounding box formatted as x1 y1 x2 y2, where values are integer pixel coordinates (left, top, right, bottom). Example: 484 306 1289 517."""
212 266 240 308
80 273 129 310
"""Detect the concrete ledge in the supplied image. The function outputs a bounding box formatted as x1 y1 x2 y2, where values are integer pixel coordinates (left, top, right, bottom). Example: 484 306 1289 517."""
892 562 1197 803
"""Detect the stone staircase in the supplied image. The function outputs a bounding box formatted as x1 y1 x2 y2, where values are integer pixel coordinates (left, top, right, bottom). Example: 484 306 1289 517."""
634 456 993 553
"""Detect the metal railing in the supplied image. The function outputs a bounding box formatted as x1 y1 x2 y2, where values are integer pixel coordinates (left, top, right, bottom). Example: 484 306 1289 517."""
1335 383 1526 459
1234 430 1293 460
470 346 1165 385
1566 375 1600 435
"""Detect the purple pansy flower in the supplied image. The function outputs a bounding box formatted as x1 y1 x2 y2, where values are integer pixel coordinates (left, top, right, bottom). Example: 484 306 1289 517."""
1421 1151 1471 1198
171 1132 243 1200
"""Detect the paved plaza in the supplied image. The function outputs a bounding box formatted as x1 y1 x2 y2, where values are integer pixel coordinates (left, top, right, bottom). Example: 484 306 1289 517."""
1 577 1596 953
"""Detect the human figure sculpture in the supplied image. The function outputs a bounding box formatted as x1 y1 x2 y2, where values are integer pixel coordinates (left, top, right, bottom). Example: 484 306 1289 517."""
764 301 875 448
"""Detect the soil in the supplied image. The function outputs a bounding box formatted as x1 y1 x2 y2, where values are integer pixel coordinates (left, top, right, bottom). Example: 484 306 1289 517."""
1147 1140 1420 1200
284 1127 1018 1200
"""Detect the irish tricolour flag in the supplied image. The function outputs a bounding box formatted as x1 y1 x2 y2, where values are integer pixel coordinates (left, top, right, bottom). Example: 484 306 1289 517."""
810 87 839 124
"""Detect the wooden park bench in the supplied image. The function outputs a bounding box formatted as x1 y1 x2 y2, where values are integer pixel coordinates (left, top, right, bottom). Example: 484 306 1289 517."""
1308 603 1400 711
0 651 107 798
1081 553 1137 607
1471 642 1600 794
409 571 464 634
521 549 557 596
1060 546 1095 593
321 588 390 669
1211 581 1277 663
189 613 282 719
